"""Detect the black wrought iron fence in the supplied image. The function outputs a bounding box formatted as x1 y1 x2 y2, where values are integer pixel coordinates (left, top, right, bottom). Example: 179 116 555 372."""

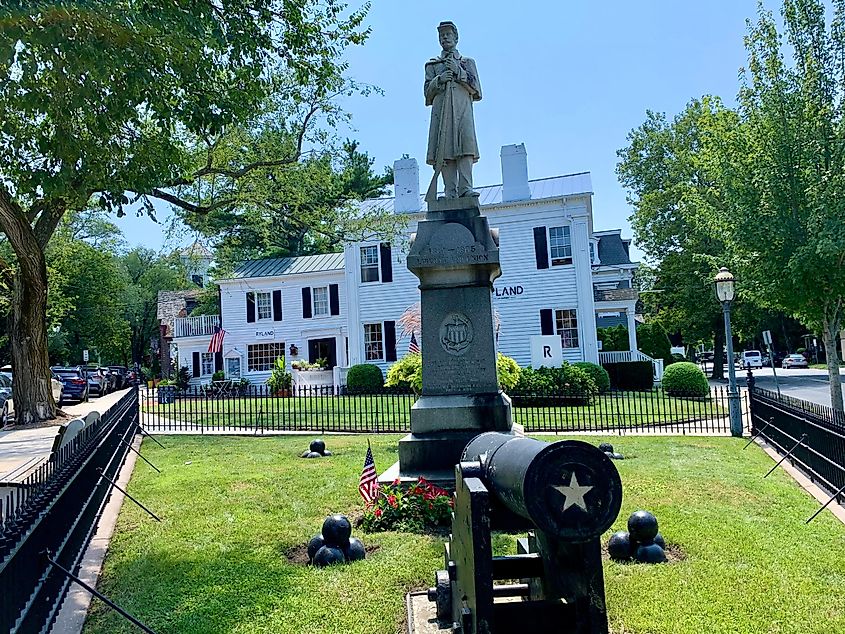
140 384 732 435
749 387 845 506
0 389 138 633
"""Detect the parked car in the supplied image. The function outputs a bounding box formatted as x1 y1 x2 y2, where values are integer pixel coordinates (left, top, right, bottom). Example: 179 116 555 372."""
782 354 809 369
0 372 64 423
99 367 118 392
741 350 763 369
52 366 90 403
124 368 140 387
83 367 109 396
107 365 128 390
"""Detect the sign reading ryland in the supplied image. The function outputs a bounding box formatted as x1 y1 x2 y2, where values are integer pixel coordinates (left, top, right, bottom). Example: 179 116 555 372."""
530 335 562 369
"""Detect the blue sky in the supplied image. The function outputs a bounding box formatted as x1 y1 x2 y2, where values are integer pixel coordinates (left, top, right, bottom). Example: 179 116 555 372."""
115 0 778 260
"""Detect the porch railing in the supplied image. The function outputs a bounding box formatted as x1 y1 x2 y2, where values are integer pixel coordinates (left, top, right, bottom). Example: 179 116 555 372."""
173 314 220 338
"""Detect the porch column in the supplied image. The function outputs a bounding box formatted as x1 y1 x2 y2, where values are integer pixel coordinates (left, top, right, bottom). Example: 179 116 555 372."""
626 307 638 352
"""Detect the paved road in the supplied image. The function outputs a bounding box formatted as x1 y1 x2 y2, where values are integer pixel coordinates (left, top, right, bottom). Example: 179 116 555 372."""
709 366 844 408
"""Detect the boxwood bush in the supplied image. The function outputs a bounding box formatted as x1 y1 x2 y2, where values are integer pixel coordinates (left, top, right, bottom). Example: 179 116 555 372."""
572 362 610 393
661 362 709 397
512 363 599 405
602 361 653 391
346 363 384 391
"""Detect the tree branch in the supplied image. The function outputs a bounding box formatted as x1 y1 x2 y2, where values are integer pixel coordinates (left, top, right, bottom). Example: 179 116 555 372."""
33 200 67 250
148 188 237 215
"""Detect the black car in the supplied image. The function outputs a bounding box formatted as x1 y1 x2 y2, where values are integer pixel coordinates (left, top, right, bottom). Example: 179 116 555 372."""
51 366 90 403
108 365 128 390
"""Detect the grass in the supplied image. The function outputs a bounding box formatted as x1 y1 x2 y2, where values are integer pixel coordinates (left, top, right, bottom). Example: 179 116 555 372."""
142 391 727 432
84 434 845 634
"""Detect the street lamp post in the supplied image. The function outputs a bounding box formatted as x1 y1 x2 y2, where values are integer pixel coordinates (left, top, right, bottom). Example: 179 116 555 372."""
714 267 743 437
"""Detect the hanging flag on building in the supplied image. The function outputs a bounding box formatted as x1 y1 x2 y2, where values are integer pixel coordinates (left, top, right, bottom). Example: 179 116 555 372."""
208 325 227 354
408 331 421 354
359 441 380 503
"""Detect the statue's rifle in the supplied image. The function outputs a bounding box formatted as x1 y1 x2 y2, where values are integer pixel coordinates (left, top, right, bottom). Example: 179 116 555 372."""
425 59 456 203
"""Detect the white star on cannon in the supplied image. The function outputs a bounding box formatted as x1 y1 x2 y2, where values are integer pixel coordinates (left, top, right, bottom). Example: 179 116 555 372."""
553 472 593 512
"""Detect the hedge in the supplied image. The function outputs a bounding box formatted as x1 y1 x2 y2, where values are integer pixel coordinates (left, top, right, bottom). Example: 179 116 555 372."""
572 362 611 393
602 361 653 391
661 362 709 397
346 364 384 391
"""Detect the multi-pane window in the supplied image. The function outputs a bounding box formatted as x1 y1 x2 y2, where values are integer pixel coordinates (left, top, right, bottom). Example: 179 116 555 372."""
201 352 215 376
589 242 596 265
256 291 272 320
549 226 572 265
226 357 241 379
360 246 379 283
247 343 286 372
555 309 579 348
312 286 329 316
364 323 384 361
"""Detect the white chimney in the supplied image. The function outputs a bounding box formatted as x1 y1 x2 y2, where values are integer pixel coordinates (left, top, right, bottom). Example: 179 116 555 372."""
393 156 420 213
500 143 531 202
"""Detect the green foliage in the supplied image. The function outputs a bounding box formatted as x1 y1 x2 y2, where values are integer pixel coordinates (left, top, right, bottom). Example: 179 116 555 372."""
603 361 654 391
636 322 673 364
572 362 611 394
597 324 629 352
212 370 225 382
662 362 710 397
513 363 599 404
346 364 384 391
385 353 422 392
361 478 453 533
266 357 291 393
496 353 522 391
176 366 192 390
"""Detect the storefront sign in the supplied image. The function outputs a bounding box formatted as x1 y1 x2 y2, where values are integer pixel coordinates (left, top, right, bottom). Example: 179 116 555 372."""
494 285 524 298
530 335 562 369
254 329 275 339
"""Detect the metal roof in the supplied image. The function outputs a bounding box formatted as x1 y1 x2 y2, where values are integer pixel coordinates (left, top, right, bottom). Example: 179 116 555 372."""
233 252 344 279
596 233 632 266
356 172 593 215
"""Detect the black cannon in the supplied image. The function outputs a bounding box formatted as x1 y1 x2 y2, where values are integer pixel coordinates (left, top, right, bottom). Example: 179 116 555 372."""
426 433 623 633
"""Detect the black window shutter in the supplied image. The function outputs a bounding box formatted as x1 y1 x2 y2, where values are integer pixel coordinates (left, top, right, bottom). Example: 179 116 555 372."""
379 243 393 283
540 309 554 336
329 284 340 316
301 287 312 319
272 290 283 321
246 292 256 323
384 321 397 362
192 351 200 377
214 352 223 372
533 226 549 270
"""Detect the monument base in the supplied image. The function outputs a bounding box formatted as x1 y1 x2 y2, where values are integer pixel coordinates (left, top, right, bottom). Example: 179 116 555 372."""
410 391 512 434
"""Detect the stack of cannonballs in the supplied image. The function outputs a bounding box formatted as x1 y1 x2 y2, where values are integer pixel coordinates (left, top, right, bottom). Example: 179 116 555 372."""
308 514 366 567
607 510 667 564
301 438 332 459
599 442 624 460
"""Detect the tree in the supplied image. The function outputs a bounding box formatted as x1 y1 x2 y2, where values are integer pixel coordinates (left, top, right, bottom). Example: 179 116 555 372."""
0 1 370 422
712 0 845 410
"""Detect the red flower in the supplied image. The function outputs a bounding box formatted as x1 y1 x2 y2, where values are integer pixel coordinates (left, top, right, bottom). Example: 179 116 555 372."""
388 495 398 507
374 508 383 518
393 478 401 486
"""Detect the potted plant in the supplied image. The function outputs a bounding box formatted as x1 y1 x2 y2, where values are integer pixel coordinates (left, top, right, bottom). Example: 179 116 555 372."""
267 357 292 396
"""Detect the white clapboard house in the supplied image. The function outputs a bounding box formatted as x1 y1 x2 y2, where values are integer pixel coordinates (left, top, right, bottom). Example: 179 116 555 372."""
168 144 646 387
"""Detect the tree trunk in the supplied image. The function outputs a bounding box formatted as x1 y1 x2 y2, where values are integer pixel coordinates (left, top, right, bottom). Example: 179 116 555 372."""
822 316 844 412
0 194 57 423
712 324 725 380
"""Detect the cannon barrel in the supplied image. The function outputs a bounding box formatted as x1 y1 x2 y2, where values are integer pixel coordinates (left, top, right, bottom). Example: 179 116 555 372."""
461 432 622 542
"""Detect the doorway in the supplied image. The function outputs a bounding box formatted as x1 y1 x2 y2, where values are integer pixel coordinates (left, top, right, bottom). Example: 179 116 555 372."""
308 338 337 368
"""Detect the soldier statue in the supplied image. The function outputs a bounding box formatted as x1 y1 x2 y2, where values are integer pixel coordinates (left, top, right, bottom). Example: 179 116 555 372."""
424 21 482 201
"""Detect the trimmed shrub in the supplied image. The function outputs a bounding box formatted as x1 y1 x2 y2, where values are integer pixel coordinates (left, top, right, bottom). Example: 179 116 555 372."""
572 362 611 394
496 353 522 391
385 353 422 392
512 363 599 405
661 362 709 397
603 361 653 391
346 364 384 391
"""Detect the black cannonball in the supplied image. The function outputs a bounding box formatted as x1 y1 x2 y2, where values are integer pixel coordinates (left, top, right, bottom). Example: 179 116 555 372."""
345 536 366 562
322 514 352 548
598 442 614 454
300 450 311 458
323 450 332 457
307 534 325 562
627 510 659 543
310 439 326 455
306 451 322 458
607 531 633 562
635 542 667 564
313 545 346 568
612 452 625 460
654 533 666 550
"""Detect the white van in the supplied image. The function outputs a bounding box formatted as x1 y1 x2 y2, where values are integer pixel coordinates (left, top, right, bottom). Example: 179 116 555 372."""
741 350 763 369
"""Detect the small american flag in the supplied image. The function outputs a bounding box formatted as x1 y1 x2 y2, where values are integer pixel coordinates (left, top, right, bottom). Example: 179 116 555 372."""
359 441 379 503
208 325 226 354
408 332 420 354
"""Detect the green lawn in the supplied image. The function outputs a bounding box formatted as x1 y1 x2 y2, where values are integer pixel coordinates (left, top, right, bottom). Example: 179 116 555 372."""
142 391 727 432
84 434 845 634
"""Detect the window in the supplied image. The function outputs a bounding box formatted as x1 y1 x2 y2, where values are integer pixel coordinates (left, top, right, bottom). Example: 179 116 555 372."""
364 323 384 361
360 245 379 283
256 291 272 320
555 309 579 348
226 357 241 379
549 226 572 265
312 286 329 316
247 343 286 372
589 242 597 265
201 352 214 376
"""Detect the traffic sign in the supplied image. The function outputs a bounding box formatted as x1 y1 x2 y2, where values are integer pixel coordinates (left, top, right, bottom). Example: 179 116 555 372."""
82 349 89 362
763 330 772 345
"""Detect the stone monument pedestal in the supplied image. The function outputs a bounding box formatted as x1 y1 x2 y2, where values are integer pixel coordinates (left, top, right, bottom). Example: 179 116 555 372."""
380 196 515 487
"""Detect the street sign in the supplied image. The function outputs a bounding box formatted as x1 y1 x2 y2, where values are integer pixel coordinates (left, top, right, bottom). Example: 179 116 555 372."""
762 330 772 345
530 335 562 369
82 349 89 362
